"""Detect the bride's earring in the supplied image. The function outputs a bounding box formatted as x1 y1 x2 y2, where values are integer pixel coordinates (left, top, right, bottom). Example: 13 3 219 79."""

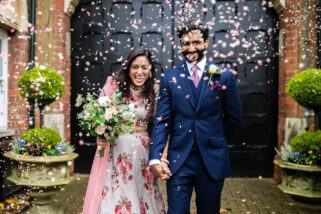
149 72 152 78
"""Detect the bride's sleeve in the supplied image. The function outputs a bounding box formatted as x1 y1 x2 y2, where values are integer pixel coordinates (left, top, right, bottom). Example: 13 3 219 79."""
100 76 117 97
83 75 117 214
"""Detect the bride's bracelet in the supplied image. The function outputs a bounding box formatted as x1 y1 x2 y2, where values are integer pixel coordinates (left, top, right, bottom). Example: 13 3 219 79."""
160 158 169 165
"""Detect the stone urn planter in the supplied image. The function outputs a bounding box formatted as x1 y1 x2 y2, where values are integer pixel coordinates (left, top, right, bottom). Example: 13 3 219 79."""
274 159 321 200
4 151 78 213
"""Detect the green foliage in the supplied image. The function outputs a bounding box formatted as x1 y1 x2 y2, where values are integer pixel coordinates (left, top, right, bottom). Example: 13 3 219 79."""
289 131 321 166
12 128 74 156
287 68 321 110
20 128 62 147
18 66 65 108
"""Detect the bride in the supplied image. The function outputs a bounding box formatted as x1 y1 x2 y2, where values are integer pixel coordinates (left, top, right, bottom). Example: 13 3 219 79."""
82 48 170 214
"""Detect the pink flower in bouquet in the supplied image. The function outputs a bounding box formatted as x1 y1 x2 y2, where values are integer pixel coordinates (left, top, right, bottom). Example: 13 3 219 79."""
95 125 107 135
104 106 117 120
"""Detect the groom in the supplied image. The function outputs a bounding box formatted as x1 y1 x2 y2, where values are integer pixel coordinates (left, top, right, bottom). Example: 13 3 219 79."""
149 20 242 214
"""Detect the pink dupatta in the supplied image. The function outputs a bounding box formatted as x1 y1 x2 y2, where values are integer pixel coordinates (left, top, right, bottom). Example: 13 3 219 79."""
82 76 117 214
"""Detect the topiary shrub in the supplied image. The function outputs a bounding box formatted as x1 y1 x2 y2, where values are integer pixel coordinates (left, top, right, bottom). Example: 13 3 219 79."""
287 68 321 110
20 128 62 147
12 128 74 156
289 130 321 166
18 65 65 109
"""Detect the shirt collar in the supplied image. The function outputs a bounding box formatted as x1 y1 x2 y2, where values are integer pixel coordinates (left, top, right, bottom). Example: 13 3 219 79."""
186 56 207 75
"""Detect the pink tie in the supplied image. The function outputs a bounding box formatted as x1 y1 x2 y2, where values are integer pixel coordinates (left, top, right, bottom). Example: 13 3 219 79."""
191 65 199 87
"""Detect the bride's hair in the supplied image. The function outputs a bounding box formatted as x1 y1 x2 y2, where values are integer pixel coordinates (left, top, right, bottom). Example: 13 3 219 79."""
115 47 156 114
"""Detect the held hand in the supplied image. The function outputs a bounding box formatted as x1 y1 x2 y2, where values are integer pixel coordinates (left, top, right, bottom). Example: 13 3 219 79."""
96 137 107 148
150 164 166 180
160 160 172 180
96 136 110 157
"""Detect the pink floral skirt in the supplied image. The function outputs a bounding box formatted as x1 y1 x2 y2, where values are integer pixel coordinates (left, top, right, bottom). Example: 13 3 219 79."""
97 131 165 214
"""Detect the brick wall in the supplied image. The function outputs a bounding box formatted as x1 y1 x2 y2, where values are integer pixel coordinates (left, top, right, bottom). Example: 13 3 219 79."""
33 0 71 140
51 0 75 173
7 33 30 135
275 0 318 180
52 0 71 141
7 0 72 141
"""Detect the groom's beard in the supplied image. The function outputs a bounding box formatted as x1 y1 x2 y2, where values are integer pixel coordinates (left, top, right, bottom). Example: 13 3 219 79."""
182 49 206 64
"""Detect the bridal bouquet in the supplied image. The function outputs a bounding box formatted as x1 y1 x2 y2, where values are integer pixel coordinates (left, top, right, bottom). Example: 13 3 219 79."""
75 91 137 157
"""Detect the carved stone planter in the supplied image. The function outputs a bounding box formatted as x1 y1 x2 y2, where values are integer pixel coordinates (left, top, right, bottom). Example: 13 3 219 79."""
4 151 78 213
274 159 321 200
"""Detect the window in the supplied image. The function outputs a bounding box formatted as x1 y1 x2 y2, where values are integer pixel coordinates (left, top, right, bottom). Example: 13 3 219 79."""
0 29 8 130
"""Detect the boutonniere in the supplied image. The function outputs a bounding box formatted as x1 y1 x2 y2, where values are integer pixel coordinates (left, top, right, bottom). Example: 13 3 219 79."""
209 80 221 91
206 64 222 86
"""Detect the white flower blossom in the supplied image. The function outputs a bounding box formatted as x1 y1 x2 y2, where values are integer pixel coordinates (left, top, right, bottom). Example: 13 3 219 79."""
98 96 112 107
128 103 135 112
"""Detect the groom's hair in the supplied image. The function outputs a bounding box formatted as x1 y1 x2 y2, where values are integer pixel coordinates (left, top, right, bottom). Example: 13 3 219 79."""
176 20 209 40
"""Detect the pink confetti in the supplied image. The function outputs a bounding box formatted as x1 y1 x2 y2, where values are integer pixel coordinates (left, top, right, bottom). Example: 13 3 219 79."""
170 77 177 84
231 70 238 75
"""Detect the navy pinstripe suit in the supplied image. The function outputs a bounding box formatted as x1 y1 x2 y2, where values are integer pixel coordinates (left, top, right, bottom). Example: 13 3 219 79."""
149 60 242 213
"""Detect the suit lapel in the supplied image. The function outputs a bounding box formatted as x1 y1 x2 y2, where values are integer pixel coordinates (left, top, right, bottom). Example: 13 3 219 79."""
177 62 196 109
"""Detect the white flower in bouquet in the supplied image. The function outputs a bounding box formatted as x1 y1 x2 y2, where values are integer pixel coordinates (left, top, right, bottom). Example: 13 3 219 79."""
128 103 136 112
121 111 136 121
98 96 112 107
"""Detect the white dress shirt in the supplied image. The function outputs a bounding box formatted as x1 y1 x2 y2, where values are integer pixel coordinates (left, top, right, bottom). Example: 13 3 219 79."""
186 56 207 78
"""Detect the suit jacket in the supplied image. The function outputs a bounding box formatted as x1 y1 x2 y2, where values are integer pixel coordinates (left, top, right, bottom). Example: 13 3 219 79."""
149 60 242 180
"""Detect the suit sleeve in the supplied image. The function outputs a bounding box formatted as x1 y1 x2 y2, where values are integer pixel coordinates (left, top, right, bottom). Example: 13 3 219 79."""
149 73 172 161
222 71 243 137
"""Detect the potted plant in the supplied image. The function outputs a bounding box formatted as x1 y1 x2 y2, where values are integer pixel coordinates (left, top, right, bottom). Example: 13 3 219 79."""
274 68 321 200
4 128 78 213
4 127 77 186
4 65 77 213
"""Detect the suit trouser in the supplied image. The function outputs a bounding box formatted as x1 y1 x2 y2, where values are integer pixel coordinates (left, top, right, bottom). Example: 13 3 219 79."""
166 151 224 214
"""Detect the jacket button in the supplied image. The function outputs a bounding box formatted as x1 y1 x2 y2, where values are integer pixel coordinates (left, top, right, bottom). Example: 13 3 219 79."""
194 117 198 120
189 133 195 138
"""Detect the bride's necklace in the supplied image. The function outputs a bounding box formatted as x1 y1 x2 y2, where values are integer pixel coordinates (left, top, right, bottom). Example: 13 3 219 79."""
130 85 143 97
